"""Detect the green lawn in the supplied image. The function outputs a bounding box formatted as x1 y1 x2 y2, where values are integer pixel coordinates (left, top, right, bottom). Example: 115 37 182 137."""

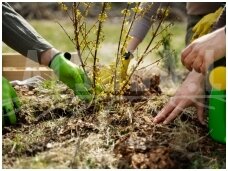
2 19 186 66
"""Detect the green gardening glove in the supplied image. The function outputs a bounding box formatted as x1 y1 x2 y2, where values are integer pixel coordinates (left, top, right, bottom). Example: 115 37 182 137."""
50 52 93 102
2 77 21 126
192 7 223 41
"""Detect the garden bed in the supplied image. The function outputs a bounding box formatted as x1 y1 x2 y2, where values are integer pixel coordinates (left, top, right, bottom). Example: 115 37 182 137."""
2 72 225 169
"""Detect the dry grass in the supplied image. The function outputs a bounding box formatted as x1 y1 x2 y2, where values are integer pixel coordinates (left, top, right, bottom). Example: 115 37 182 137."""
2 70 225 169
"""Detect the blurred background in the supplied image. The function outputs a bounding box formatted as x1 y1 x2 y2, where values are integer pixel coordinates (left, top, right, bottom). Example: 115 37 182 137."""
7 2 186 20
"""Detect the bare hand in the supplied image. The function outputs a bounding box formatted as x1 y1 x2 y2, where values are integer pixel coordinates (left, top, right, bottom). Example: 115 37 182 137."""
181 27 226 74
153 71 206 125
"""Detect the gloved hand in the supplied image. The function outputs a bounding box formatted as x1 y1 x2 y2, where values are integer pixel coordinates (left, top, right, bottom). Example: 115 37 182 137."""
97 51 134 87
2 77 21 126
192 7 223 41
120 51 134 81
50 52 93 102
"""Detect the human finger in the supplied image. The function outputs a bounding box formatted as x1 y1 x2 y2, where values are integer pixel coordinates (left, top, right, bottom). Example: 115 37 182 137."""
153 99 176 124
181 44 193 64
196 105 206 125
182 50 197 71
200 61 206 75
163 100 187 124
192 56 203 73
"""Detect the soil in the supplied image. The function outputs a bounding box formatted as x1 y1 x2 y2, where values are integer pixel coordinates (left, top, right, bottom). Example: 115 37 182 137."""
2 72 226 169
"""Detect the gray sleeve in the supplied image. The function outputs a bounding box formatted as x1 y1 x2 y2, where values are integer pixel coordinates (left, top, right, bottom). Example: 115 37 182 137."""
2 2 53 63
129 2 169 41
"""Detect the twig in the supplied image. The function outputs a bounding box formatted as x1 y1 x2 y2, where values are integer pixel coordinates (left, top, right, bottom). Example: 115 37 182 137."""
114 3 131 95
81 20 99 45
57 2 74 22
154 22 173 38
120 2 141 54
143 6 169 55
137 56 165 71
72 2 86 72
93 3 108 91
56 20 75 45
78 23 95 58
81 2 92 17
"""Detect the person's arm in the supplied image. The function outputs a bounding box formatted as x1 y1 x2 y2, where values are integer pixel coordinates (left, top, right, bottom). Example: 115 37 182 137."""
153 5 226 125
183 6 226 73
126 37 141 53
181 26 226 74
2 2 58 65
2 3 93 102
121 3 169 80
127 2 169 52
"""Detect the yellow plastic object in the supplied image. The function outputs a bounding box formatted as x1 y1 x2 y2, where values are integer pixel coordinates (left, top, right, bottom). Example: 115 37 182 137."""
209 66 226 90
192 7 223 41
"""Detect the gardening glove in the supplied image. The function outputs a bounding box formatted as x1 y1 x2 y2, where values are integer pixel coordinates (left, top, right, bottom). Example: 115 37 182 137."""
49 52 93 102
120 51 134 81
2 77 21 126
192 7 223 41
98 51 134 86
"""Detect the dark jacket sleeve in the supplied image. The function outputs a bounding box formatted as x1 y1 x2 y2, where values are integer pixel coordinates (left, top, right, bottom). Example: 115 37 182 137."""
2 2 53 63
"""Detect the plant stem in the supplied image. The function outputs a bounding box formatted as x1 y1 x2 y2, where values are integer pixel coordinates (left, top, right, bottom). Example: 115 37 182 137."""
137 56 165 71
56 21 75 45
120 2 141 54
78 23 95 59
143 8 169 55
93 2 107 91
113 3 131 95
72 2 86 72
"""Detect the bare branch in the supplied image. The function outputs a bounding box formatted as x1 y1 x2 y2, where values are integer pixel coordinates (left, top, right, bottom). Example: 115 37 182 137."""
56 20 75 45
93 3 108 91
113 3 131 95
72 2 86 71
